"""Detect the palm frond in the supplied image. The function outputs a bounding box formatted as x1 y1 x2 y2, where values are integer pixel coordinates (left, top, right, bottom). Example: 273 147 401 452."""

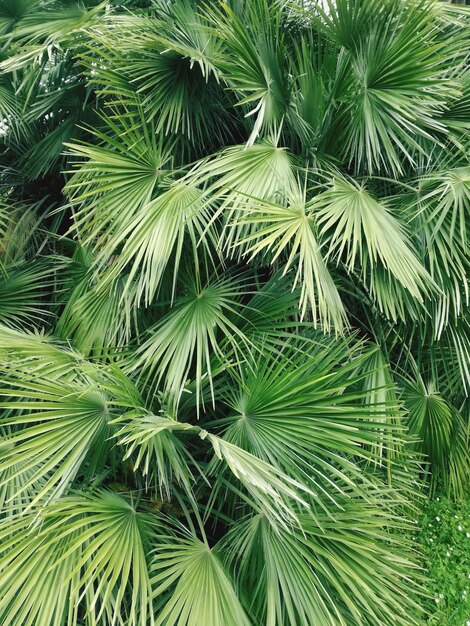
82 4 230 145
0 0 466 623
226 180 346 331
222 501 424 626
0 324 84 381
315 0 458 173
65 108 172 245
0 372 109 509
87 181 216 308
189 140 297 226
0 491 156 626
403 375 470 497
112 412 197 500
206 335 405 505
314 175 433 314
413 162 470 328
204 430 313 529
56 272 135 357
127 272 253 408
0 1 105 73
151 526 250 626
205 0 290 144
0 259 59 329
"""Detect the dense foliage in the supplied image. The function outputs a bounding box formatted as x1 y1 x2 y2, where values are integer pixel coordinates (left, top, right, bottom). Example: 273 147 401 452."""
0 0 469 625
419 497 470 625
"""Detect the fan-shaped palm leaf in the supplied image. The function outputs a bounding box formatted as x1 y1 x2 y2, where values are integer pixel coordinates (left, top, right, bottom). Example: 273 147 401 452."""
221 501 424 626
206 335 403 504
0 259 58 329
0 373 109 509
403 376 470 497
0 491 156 626
151 526 250 626
65 108 172 244
205 0 290 144
314 175 433 313
226 181 346 330
127 272 253 406
315 0 457 173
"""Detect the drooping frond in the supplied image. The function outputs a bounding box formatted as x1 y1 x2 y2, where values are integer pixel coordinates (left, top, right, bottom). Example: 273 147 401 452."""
314 175 433 316
225 180 346 330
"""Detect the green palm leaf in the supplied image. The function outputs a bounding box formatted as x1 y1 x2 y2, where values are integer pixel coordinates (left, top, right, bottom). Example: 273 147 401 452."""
0 373 109 509
82 3 228 145
226 181 346 330
0 325 84 381
0 1 105 72
191 139 296 229
151 527 250 626
128 272 253 406
0 507 84 626
314 175 433 310
0 259 58 329
207 335 404 503
222 502 424 626
0 491 156 626
65 108 172 251
204 430 313 528
88 181 216 307
56 272 135 357
205 0 290 144
315 0 457 173
403 376 470 497
112 412 196 500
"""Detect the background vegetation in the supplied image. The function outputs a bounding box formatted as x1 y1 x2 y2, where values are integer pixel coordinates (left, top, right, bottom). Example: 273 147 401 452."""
420 497 470 625
0 0 469 624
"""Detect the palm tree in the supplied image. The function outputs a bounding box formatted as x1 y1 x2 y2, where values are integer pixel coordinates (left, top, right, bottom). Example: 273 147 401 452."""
0 0 468 624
